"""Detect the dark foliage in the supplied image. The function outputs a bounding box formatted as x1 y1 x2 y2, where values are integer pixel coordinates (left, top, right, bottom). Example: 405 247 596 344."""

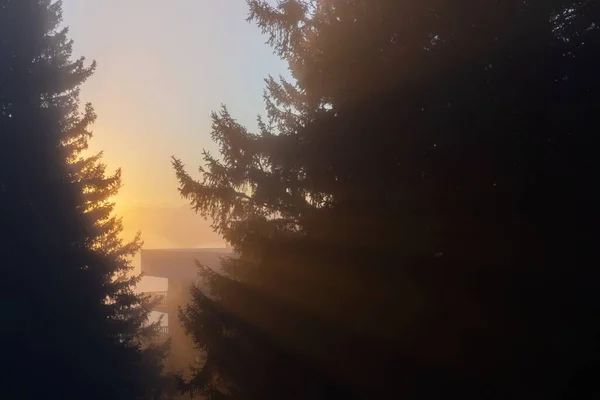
0 1 171 399
175 1 599 399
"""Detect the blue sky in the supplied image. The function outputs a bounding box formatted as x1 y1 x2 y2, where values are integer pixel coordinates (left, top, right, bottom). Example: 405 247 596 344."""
60 0 288 256
62 0 287 208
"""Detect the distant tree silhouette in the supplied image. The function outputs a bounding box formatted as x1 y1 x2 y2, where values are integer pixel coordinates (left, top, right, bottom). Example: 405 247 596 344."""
175 1 599 399
0 1 171 399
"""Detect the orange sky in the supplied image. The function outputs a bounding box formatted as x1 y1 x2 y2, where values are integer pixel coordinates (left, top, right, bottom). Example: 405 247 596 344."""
62 1 287 258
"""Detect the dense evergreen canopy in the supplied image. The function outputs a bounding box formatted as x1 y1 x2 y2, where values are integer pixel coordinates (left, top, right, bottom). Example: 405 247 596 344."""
175 0 598 399
0 1 170 399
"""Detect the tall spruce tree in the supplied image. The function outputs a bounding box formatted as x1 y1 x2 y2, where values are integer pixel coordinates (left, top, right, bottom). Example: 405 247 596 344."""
175 0 598 399
67 113 174 400
0 1 170 399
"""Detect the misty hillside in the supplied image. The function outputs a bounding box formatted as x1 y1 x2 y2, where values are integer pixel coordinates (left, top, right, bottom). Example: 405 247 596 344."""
118 204 224 249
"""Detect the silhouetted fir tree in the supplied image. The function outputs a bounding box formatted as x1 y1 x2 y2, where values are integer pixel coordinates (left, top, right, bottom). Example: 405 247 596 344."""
67 120 174 399
175 1 599 399
0 1 171 399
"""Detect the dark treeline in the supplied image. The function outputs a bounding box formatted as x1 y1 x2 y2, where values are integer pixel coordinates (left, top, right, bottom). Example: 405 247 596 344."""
0 1 174 399
173 1 599 399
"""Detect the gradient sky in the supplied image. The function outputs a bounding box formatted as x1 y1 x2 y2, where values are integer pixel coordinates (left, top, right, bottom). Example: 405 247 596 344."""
61 0 287 253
